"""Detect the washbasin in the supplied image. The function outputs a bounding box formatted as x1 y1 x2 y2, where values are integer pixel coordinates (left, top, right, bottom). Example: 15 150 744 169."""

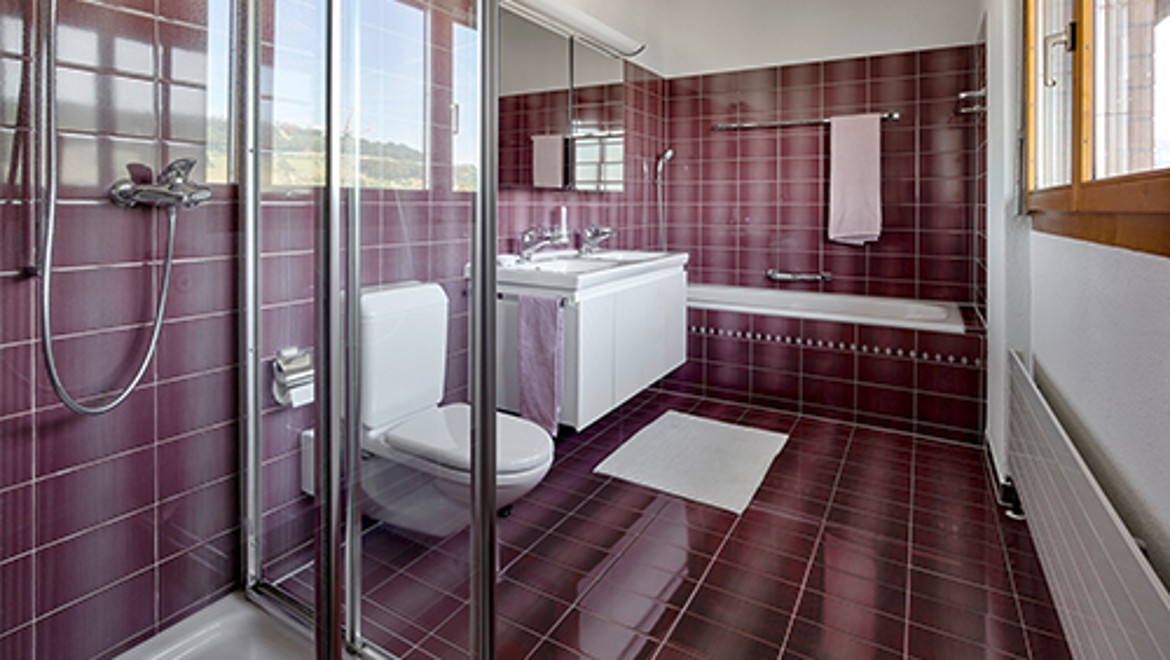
508 258 620 274
577 250 665 263
493 249 689 293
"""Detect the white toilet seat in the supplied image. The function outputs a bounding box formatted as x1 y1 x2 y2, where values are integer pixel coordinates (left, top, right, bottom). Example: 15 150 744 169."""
363 403 554 485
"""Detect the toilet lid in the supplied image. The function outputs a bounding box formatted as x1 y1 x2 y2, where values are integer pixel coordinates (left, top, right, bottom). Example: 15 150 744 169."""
370 404 552 474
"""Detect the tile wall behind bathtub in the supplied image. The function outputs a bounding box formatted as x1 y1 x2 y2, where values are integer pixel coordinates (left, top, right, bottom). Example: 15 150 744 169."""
658 45 986 442
1 1 241 658
665 45 980 302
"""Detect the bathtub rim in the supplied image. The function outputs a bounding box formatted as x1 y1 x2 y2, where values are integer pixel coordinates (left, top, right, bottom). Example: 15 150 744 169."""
687 284 967 335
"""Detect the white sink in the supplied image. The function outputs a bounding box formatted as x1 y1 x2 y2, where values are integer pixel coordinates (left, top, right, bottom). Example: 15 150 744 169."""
578 250 665 263
507 258 620 274
495 249 689 293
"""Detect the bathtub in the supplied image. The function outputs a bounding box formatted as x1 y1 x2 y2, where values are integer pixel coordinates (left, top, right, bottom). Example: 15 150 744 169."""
687 284 966 335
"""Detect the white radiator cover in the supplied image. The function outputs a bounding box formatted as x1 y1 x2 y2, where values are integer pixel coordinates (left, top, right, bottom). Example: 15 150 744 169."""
1008 352 1170 659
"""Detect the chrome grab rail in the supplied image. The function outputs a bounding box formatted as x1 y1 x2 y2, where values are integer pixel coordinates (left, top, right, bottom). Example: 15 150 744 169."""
766 268 833 283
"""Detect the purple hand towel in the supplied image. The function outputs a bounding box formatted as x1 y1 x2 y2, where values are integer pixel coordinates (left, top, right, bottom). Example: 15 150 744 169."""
828 113 883 246
518 295 563 436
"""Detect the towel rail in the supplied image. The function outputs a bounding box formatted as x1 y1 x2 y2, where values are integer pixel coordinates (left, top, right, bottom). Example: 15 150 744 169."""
497 292 568 307
766 269 833 283
713 111 900 132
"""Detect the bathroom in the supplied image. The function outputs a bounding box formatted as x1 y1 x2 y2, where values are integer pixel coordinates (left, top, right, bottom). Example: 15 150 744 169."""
2 0 1169 658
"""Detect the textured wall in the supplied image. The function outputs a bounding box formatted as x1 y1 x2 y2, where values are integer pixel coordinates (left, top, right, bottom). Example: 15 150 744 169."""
652 44 986 442
0 0 240 657
664 45 980 302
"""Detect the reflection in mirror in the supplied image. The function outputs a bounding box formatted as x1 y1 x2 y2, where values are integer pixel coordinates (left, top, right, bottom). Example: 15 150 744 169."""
570 38 624 192
499 9 624 191
500 9 570 188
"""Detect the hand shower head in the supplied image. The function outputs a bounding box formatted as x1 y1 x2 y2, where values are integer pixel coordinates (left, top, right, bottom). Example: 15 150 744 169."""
655 148 675 181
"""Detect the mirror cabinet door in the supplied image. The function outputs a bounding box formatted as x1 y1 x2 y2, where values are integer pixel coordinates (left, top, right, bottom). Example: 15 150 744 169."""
499 10 625 192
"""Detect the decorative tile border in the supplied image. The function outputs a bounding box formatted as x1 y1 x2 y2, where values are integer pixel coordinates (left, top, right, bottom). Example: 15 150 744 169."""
689 325 984 367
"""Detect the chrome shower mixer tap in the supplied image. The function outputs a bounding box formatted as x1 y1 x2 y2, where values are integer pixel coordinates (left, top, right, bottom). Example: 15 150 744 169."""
109 158 212 209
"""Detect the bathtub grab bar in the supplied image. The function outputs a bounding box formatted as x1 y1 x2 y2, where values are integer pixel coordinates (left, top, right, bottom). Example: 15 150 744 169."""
766 269 833 283
497 292 567 307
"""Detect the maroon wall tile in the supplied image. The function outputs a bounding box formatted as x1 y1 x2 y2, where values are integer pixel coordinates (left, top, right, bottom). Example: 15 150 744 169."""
671 313 985 442
35 388 155 476
0 0 252 648
0 485 33 563
36 510 154 616
159 533 238 624
36 448 154 545
664 45 978 303
35 570 156 660
0 554 32 634
0 345 31 417
0 416 33 491
158 477 238 559
158 425 237 500
156 369 236 440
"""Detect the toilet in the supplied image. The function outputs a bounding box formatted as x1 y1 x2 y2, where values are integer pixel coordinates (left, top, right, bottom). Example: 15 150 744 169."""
358 282 554 537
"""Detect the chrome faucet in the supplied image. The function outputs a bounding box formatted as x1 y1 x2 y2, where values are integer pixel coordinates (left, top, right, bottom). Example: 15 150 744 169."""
109 158 212 209
579 226 615 254
518 226 569 261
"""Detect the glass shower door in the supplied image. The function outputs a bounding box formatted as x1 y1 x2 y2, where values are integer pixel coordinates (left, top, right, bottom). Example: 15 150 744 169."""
247 0 484 656
346 1 481 656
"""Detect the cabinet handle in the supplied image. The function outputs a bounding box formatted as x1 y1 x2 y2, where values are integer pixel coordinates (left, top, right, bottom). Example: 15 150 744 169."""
1044 22 1076 88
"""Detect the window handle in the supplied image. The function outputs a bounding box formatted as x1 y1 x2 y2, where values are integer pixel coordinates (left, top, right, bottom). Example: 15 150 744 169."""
1044 22 1076 88
451 103 460 136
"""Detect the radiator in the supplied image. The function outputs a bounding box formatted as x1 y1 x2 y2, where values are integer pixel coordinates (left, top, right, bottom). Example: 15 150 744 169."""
1008 351 1170 659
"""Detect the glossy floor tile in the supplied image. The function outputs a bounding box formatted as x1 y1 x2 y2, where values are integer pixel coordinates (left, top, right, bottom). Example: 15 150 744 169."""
277 390 1070 659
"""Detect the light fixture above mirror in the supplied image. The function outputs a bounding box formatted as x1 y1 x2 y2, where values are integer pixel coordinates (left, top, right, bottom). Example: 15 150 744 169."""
500 0 645 58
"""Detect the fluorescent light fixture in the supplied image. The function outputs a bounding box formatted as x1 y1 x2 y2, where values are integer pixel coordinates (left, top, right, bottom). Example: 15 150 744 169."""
501 0 646 58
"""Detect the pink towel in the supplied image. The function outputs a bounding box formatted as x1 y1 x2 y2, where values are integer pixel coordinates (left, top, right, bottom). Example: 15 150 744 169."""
828 114 883 246
518 295 563 436
531 135 565 189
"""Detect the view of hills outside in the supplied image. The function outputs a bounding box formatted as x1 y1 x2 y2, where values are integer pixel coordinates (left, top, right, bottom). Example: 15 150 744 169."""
203 119 477 191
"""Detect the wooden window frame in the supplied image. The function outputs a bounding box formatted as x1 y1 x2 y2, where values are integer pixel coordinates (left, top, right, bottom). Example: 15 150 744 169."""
1026 0 1170 258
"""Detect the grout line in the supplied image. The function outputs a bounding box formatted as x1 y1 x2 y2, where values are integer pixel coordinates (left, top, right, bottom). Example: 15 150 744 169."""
777 423 855 655
994 481 1038 660
903 434 917 658
647 516 743 660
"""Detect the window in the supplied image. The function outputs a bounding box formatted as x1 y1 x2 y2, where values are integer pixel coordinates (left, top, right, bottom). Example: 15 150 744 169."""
1093 0 1170 178
1027 0 1170 256
1034 0 1075 188
452 22 479 192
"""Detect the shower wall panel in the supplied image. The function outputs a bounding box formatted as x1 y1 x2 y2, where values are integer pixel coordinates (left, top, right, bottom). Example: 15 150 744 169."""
0 0 240 657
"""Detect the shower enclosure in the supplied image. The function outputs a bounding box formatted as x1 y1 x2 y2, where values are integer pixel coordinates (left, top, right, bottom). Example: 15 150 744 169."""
5 0 499 656
238 0 499 656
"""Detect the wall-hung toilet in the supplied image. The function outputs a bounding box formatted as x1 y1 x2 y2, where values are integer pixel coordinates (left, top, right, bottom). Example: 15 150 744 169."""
358 282 554 537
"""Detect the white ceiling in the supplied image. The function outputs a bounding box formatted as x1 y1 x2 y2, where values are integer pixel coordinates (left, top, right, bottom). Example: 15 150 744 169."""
562 0 986 77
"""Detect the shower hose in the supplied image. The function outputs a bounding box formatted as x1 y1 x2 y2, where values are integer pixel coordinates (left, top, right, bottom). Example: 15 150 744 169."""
40 202 178 415
36 0 178 416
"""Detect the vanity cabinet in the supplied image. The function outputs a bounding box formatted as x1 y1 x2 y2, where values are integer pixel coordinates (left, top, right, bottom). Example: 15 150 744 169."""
497 264 686 431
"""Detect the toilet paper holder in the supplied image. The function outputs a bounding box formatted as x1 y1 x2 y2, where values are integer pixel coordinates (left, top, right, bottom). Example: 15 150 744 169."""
273 346 315 408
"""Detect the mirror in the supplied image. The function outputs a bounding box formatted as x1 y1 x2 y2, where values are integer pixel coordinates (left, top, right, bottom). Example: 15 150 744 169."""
499 10 624 191
569 39 624 192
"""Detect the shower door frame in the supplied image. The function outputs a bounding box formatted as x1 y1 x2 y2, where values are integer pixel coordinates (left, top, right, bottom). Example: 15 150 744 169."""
235 0 502 657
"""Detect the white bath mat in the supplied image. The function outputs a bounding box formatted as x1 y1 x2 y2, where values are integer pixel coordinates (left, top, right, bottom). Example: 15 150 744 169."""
594 411 788 515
